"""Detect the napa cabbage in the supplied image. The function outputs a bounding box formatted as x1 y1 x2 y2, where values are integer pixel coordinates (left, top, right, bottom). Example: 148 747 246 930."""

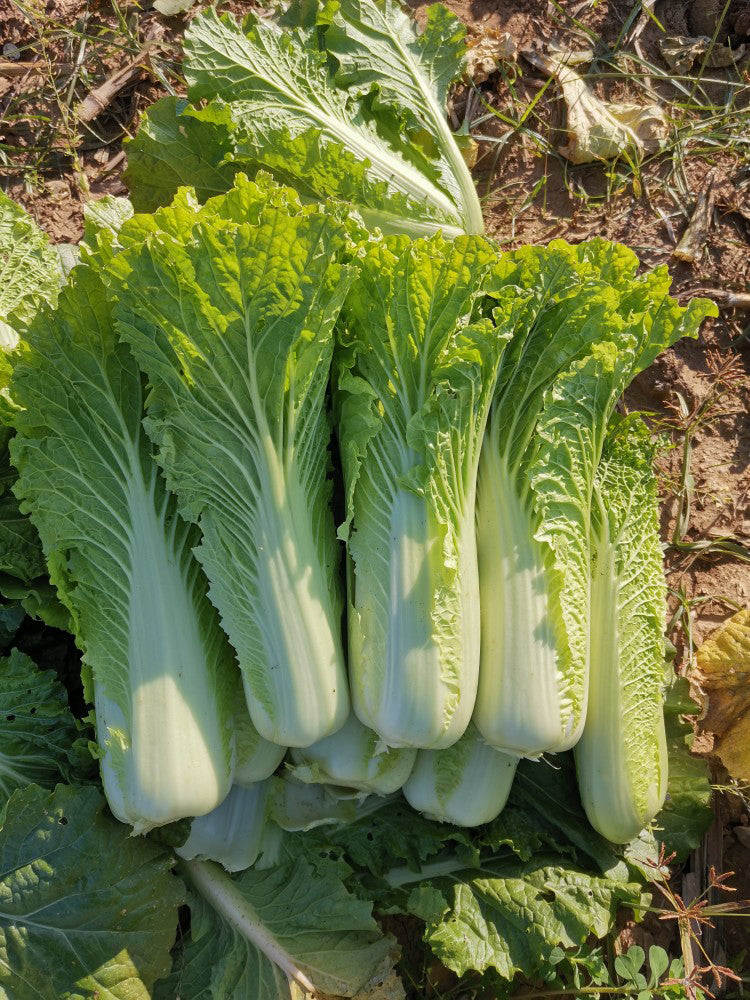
111 176 352 748
574 419 669 843
403 722 517 826
290 713 416 795
10 265 236 832
474 243 715 757
336 233 517 749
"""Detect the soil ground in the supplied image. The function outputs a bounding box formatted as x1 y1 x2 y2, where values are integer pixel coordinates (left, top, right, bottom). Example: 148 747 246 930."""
1 0 749 990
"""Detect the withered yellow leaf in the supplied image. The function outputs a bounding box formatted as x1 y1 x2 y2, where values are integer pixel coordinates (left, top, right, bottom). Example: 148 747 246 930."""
693 608 750 781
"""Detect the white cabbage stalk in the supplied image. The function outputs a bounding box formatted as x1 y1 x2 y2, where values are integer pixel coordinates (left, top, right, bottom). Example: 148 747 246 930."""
111 177 352 748
11 266 234 833
290 713 416 796
232 678 286 786
575 424 668 843
177 783 279 873
337 235 510 749
403 723 517 827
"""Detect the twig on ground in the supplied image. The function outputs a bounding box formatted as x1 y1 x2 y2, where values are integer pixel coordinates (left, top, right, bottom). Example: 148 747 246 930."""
77 47 155 124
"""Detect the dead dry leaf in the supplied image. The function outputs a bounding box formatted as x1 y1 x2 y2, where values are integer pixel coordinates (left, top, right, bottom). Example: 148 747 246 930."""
692 607 750 782
522 48 667 164
659 35 746 74
466 27 516 84
674 176 716 265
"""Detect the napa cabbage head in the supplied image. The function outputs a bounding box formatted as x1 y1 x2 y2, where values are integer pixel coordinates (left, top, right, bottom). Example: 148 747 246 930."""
124 0 483 237
10 264 236 833
473 242 716 758
110 175 353 749
574 418 669 843
336 234 518 749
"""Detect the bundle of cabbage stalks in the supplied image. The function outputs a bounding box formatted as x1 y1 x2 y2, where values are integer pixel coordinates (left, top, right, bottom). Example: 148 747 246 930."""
0 2 715 997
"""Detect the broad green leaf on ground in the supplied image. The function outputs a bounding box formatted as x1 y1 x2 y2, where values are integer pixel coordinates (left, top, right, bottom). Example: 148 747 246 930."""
10 263 235 833
124 98 238 213
0 649 91 800
112 175 351 749
156 850 397 999
411 859 642 981
125 1 482 236
0 191 60 346
654 675 712 860
0 783 183 1000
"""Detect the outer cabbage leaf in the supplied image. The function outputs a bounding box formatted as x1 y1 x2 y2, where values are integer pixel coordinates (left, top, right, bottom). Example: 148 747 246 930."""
0 648 91 799
0 783 184 1000
10 265 235 832
177 782 279 873
82 194 134 246
0 190 60 346
474 242 716 756
158 850 397 999
125 1 481 236
411 859 642 981
112 176 351 749
655 675 712 860
336 234 513 749
290 712 416 796
124 97 238 214
0 192 68 630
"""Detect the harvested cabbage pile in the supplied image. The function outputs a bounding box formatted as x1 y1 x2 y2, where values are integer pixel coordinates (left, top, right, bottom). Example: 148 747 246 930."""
0 2 716 997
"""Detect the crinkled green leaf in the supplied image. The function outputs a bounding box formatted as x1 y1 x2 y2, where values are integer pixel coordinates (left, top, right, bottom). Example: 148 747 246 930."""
124 98 238 212
0 192 68 630
0 191 60 345
417 860 642 981
0 649 91 799
0 783 183 999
